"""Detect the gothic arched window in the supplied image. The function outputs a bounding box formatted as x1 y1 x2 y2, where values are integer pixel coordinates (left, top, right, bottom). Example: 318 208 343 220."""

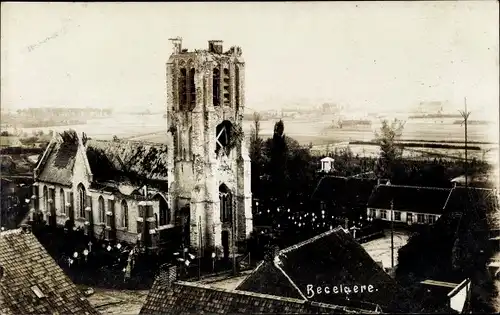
43 186 48 212
156 195 170 226
98 196 105 223
213 68 220 106
189 68 196 109
219 184 232 223
77 184 86 218
235 65 240 109
179 68 187 110
223 68 230 106
60 188 65 215
215 120 232 155
121 200 129 229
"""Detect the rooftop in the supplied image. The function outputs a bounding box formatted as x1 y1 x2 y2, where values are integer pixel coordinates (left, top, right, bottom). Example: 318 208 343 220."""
311 176 377 205
140 279 374 315
236 227 409 312
35 130 170 190
367 184 452 215
0 227 99 315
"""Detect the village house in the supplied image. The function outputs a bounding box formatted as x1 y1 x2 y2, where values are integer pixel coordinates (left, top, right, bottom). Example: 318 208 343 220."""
366 184 452 226
139 263 378 315
236 227 413 313
0 225 99 315
29 38 253 258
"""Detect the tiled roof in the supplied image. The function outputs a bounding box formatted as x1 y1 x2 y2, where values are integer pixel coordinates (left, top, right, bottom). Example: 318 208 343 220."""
0 228 99 315
311 176 377 205
367 184 452 215
140 279 375 315
237 227 407 312
86 139 169 185
37 140 78 186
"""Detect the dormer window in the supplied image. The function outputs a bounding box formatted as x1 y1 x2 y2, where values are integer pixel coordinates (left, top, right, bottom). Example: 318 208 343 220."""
31 285 46 299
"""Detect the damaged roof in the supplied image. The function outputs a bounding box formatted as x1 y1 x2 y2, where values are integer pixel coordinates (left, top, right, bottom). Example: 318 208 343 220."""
35 130 170 188
85 139 169 185
140 280 375 315
0 228 99 315
237 227 408 312
36 134 79 186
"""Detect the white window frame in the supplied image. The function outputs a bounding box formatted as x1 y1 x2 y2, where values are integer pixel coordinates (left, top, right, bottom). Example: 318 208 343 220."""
380 210 387 219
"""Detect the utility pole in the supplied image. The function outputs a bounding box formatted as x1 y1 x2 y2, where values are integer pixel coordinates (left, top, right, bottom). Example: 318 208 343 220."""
459 97 471 189
390 199 394 269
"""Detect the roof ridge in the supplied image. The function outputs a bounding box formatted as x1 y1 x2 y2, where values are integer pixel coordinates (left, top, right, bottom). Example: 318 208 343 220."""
0 228 23 236
174 281 369 312
87 138 167 146
378 184 452 191
279 226 348 255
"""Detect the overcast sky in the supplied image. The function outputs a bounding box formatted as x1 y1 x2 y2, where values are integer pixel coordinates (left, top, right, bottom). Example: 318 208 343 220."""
1 2 498 114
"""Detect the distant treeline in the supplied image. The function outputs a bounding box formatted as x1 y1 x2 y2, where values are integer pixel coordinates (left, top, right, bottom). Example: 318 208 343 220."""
408 113 462 119
350 140 482 151
0 147 45 155
15 107 113 117
3 107 113 128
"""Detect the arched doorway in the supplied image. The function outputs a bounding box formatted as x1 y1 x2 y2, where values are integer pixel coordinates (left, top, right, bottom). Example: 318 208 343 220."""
219 184 232 224
180 205 190 249
154 194 170 226
221 230 229 260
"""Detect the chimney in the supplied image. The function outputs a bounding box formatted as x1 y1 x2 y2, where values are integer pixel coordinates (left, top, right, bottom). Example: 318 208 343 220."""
20 224 32 234
208 40 223 54
169 37 183 54
158 264 178 289
263 245 280 262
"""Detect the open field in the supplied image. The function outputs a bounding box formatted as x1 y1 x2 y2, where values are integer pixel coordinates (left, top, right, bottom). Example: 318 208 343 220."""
9 113 498 164
10 114 498 143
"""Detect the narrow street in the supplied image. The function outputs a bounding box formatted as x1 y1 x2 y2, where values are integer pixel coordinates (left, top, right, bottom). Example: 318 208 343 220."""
361 230 411 270
84 288 149 315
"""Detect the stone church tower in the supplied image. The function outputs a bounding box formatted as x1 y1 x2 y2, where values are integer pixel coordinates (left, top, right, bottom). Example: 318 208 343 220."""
166 38 253 258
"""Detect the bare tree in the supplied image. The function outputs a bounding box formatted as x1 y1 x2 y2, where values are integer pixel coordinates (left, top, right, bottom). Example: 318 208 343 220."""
374 118 406 180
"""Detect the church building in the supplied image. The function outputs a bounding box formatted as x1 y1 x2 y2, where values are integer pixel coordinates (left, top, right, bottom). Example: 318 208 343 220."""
29 38 253 258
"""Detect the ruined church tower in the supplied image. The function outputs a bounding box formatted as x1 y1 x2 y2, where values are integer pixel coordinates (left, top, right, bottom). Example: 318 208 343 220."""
166 38 253 257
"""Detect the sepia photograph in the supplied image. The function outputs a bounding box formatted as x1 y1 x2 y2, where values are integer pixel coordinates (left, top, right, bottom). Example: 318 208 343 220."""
1 2 499 314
